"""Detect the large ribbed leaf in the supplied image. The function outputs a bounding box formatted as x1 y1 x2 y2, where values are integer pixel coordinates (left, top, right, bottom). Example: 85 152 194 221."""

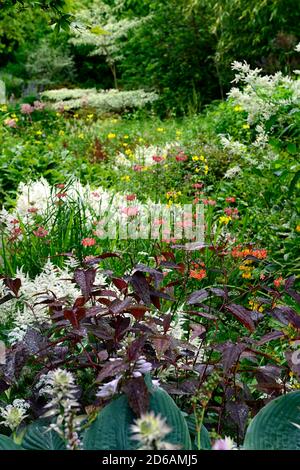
244 392 300 450
149 387 192 450
0 435 24 450
84 387 192 450
83 395 136 450
185 414 211 450
22 419 66 450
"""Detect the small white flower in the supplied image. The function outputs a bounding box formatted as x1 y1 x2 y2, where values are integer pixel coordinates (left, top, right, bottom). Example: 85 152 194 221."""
97 376 121 398
0 399 29 431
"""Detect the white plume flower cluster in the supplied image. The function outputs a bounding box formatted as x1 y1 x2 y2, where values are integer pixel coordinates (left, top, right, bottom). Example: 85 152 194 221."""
0 260 81 331
131 412 179 450
116 142 180 167
37 368 83 450
228 60 300 131
0 399 30 431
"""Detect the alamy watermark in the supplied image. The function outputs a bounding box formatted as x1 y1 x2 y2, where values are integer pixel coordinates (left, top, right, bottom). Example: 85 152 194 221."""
0 341 5 365
94 203 204 246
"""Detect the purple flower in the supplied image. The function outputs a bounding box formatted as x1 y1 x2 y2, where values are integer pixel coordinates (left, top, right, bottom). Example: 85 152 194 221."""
4 118 17 128
20 103 34 115
34 101 46 111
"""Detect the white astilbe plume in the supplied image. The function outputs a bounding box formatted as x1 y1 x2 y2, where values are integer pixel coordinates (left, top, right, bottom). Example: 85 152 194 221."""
0 399 30 432
37 368 83 450
131 412 179 450
0 260 81 332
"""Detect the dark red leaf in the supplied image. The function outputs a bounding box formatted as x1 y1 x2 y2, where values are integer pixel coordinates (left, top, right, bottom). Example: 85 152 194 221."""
123 377 149 417
74 268 96 297
225 304 255 332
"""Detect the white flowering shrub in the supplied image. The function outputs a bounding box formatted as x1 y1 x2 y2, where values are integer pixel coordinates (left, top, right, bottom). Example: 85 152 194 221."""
42 88 158 112
222 55 300 155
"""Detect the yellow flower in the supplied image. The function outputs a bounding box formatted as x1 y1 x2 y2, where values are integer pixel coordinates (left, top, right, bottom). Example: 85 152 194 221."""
0 105 7 112
121 175 131 182
56 112 61 117
296 225 300 232
78 133 84 139
176 130 182 136
107 133 116 139
138 137 144 143
36 130 43 136
74 113 79 118
249 299 264 312
219 215 231 225
192 156 199 162
164 164 169 168
123 135 129 139
58 130 65 136
11 113 17 118
125 149 133 156
122 142 128 147
195 168 200 173
199 155 206 162
87 113 94 119
242 272 252 279
204 165 209 174
156 127 164 133
234 105 243 112
242 124 250 129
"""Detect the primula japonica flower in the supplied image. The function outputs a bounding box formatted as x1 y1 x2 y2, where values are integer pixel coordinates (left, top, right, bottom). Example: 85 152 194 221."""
0 399 29 431
33 100 45 111
4 118 17 128
274 276 284 288
189 268 206 280
126 194 136 201
20 103 34 114
121 206 139 217
225 197 236 203
81 237 96 247
133 164 143 172
33 226 49 238
202 199 216 206
152 155 164 163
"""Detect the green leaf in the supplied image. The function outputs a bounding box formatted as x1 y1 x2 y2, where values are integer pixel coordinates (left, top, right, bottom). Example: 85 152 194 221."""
84 387 192 450
22 419 66 450
0 434 24 450
243 392 300 450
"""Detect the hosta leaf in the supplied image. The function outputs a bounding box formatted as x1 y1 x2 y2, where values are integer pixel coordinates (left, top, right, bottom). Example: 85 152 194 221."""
22 419 66 450
0 434 24 450
243 392 300 450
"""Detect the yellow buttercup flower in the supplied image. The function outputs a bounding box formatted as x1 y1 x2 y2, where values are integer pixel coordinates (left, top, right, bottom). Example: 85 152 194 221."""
78 133 84 139
36 130 43 136
242 124 250 129
156 127 164 133
107 133 116 139
192 156 199 161
219 215 231 225
58 130 65 136
234 105 243 112
0 105 7 112
199 155 206 162
121 175 131 182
